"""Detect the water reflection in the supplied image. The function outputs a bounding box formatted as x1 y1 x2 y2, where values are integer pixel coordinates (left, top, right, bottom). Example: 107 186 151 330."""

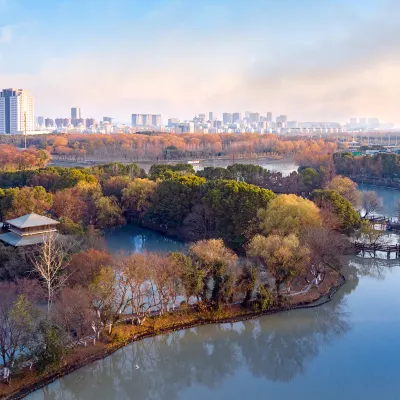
105 224 186 254
30 277 351 400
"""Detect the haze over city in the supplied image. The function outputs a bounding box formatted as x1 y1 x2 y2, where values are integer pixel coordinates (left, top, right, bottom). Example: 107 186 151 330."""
1 0 399 124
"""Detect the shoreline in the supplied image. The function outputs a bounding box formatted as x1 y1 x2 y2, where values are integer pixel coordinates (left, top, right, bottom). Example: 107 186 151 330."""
2 273 345 400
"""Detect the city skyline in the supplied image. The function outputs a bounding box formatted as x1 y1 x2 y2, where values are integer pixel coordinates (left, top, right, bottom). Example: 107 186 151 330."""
0 0 399 124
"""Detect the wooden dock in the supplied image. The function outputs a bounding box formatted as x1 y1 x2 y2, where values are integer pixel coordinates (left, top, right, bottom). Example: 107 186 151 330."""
354 242 400 258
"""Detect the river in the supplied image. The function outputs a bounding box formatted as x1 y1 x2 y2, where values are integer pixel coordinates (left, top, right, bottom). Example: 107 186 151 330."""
25 174 400 400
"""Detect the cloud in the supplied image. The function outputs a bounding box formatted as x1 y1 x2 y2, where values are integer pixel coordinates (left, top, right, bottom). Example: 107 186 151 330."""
1 0 400 124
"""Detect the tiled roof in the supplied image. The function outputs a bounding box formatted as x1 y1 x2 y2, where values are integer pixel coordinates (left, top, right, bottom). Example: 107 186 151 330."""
6 213 59 229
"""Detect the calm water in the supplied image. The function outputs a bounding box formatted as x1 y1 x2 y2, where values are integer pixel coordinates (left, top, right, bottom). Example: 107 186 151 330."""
359 184 399 218
105 224 186 254
197 158 298 177
27 254 400 400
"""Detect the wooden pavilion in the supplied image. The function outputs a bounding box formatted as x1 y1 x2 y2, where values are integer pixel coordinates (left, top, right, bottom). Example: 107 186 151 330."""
0 213 59 247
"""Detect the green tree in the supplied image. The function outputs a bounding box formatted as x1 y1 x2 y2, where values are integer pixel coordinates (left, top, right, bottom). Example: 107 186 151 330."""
121 178 157 221
147 175 205 228
201 180 275 248
31 320 69 372
311 189 360 231
0 186 53 219
95 196 125 228
148 164 195 181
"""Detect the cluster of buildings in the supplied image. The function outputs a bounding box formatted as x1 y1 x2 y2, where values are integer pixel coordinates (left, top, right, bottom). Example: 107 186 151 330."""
166 111 346 135
38 108 114 134
0 88 396 136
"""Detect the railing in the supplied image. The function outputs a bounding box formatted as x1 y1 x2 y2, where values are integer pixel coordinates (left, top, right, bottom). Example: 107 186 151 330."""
354 241 400 258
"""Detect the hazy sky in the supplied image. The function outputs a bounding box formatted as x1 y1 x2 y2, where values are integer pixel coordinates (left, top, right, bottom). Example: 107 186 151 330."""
0 0 399 124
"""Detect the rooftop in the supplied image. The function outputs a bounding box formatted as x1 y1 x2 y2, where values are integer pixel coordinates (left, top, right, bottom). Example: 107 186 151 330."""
6 213 59 229
0 232 58 247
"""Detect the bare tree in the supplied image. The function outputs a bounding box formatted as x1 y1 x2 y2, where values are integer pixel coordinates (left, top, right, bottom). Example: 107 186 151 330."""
361 191 382 218
31 233 76 316
303 227 348 285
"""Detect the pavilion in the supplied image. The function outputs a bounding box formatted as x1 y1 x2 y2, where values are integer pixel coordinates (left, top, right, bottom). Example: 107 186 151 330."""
0 213 59 247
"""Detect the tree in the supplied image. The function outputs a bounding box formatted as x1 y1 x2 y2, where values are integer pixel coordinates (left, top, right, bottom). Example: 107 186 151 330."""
303 227 348 285
311 189 360 231
189 239 238 309
95 196 125 228
247 234 309 300
325 175 361 208
0 295 38 368
31 319 69 373
300 167 321 190
361 191 382 218
116 254 151 325
258 194 321 237
54 287 93 340
358 220 388 247
148 164 195 181
102 176 131 200
148 175 205 228
31 233 76 316
200 180 275 249
52 188 87 223
89 266 129 335
169 252 204 303
121 178 157 221
68 249 112 288
0 186 53 220
236 261 259 308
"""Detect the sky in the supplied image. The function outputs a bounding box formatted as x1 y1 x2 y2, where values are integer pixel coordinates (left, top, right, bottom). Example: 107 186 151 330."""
0 0 399 124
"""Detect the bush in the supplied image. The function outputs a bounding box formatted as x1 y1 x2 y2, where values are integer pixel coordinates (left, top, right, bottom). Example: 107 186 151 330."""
31 320 69 373
252 285 274 312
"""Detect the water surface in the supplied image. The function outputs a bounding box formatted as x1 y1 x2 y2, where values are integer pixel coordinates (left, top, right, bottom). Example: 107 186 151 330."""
359 184 399 218
27 255 400 400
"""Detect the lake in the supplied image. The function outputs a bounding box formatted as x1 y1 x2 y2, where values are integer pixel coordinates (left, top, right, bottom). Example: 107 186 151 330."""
26 251 400 400
25 169 400 400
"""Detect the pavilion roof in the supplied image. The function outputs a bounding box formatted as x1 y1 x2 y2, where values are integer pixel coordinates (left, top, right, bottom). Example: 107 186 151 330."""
6 213 59 229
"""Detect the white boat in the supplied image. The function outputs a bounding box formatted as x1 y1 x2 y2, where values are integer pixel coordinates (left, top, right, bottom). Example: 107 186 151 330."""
187 160 200 165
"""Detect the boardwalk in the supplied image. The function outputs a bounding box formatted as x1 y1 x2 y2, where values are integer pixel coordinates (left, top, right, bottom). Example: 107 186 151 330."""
354 241 400 258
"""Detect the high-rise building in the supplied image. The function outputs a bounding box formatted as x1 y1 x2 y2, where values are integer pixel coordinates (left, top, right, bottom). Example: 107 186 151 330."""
266 112 272 122
151 114 162 126
223 113 233 124
37 116 44 127
131 114 143 126
276 115 288 123
45 118 54 128
232 112 242 122
86 118 97 128
71 107 81 119
208 112 214 121
103 117 113 125
249 113 260 123
0 88 34 134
